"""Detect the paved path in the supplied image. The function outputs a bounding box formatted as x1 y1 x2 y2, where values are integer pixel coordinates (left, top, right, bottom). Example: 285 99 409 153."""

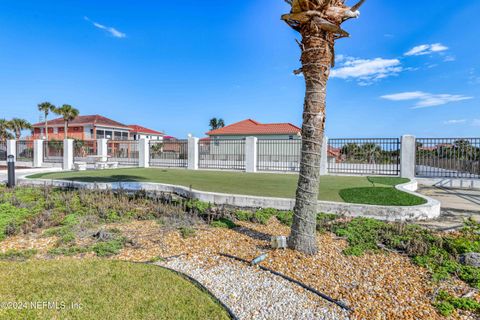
417 186 480 230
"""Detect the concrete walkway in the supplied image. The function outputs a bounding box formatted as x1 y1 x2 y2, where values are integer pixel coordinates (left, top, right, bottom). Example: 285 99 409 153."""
417 186 480 230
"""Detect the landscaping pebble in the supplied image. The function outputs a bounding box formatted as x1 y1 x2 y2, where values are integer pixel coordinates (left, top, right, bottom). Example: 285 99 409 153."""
156 255 349 320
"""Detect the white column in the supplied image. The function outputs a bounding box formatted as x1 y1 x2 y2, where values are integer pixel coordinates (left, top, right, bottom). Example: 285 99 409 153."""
63 139 74 171
245 137 257 173
97 139 108 162
188 137 199 170
138 138 150 168
6 140 16 160
320 137 329 176
33 140 44 167
400 135 416 179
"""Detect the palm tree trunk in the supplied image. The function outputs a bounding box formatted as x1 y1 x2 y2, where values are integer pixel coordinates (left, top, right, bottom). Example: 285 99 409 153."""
44 115 49 141
288 26 333 255
64 121 68 140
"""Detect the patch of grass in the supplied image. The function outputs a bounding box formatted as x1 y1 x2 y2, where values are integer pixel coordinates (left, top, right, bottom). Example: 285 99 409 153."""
367 176 409 187
48 246 91 256
435 291 480 316
91 238 127 257
29 168 411 204
0 259 230 319
0 249 37 261
211 218 237 229
179 227 196 239
0 203 33 240
339 187 426 206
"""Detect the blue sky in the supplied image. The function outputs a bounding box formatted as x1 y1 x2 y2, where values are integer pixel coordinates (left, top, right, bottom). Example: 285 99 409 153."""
0 0 478 138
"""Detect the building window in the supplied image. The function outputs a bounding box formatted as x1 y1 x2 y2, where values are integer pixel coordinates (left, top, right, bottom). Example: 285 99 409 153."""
289 135 294 140
97 130 105 139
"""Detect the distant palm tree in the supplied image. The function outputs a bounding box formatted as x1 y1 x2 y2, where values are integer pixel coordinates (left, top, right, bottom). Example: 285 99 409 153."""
38 102 56 141
8 118 32 140
209 118 225 131
54 105 79 139
0 119 14 141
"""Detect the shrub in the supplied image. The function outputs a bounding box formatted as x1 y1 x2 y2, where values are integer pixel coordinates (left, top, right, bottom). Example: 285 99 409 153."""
91 238 126 257
235 210 253 221
179 227 196 239
211 218 237 229
253 208 277 224
435 291 480 316
275 211 293 226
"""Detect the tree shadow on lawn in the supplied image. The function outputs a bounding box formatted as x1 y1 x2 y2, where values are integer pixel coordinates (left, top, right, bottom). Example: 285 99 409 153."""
58 175 148 183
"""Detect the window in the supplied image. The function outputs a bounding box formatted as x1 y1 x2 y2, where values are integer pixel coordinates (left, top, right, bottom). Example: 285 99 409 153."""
97 130 105 139
106 131 113 139
289 135 294 140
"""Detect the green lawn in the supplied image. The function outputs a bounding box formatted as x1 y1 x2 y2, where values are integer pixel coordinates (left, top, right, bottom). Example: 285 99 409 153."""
29 168 422 205
0 259 230 320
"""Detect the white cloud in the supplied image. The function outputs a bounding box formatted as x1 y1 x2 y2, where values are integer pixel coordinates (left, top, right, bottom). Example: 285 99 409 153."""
381 91 473 109
444 119 466 125
331 57 403 85
405 43 448 56
84 16 126 39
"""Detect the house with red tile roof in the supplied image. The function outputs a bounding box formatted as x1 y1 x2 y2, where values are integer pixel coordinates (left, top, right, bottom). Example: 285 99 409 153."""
32 115 162 141
128 125 164 141
206 119 301 140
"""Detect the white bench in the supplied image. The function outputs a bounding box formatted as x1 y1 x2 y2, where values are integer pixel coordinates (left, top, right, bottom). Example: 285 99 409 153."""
73 162 87 171
94 161 119 170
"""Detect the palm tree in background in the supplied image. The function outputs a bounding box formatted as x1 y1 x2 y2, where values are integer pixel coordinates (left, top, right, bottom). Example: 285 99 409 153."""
281 0 365 254
54 105 79 139
209 118 225 131
8 118 32 140
38 102 56 141
0 119 14 141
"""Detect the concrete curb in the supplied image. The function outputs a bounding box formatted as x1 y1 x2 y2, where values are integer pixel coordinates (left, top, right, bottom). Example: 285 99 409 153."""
18 173 441 222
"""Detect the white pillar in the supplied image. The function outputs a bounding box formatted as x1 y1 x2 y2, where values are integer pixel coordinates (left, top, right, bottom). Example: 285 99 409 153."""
97 139 108 162
63 139 74 171
6 140 16 160
33 140 44 168
320 137 328 176
138 138 150 168
401 135 416 179
188 137 199 170
245 137 257 173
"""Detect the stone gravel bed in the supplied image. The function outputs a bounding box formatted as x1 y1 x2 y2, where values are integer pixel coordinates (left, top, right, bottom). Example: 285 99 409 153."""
156 254 349 320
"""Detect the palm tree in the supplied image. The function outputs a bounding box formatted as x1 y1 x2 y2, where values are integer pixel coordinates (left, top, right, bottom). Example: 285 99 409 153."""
282 0 365 254
0 119 14 141
8 118 32 140
38 102 56 141
209 118 225 131
54 105 79 139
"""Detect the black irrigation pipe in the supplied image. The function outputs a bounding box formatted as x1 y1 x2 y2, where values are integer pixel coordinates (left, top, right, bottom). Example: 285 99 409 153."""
130 260 239 320
219 253 353 313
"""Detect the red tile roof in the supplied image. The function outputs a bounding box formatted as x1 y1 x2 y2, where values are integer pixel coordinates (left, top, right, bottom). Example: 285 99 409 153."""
32 115 130 129
128 125 164 135
206 119 301 136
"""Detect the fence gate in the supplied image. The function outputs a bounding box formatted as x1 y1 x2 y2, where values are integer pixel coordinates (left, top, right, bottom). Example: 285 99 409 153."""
0 141 6 161
416 138 480 179
328 138 401 176
150 139 188 168
43 140 64 163
108 141 139 166
198 139 245 170
257 139 301 172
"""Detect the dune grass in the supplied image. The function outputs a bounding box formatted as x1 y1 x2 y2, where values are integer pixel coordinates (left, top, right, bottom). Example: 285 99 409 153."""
29 168 420 205
0 259 230 320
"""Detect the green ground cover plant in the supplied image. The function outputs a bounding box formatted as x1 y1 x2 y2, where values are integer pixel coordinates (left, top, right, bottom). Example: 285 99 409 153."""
29 168 423 205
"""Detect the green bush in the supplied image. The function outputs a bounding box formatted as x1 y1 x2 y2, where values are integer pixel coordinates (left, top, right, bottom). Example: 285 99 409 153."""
91 238 126 257
235 210 253 221
211 218 237 229
276 211 293 226
178 227 196 239
0 203 32 240
253 208 278 224
435 291 480 316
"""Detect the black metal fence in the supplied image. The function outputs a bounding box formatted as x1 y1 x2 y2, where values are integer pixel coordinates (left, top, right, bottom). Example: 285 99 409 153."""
328 138 400 176
74 140 97 163
108 141 139 166
199 139 245 170
16 140 34 162
0 141 7 161
257 139 301 172
416 138 480 178
150 140 188 168
43 140 64 163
